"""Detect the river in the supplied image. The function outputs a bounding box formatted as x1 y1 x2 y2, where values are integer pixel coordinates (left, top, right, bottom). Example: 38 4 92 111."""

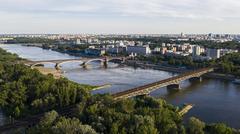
1 44 240 128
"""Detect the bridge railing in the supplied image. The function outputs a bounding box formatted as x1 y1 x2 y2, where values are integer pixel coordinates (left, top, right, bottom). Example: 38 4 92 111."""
112 68 214 98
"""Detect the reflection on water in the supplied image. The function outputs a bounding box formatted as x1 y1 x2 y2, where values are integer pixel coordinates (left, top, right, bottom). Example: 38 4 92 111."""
1 44 240 128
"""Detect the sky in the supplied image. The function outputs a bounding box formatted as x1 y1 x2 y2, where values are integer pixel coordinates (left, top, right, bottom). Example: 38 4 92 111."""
0 0 240 34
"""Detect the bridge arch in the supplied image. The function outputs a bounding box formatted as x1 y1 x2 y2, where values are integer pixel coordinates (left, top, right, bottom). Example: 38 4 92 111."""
31 62 57 69
83 59 105 66
57 60 84 69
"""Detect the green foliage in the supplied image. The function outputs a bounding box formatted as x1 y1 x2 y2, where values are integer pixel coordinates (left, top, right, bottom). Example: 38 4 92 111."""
52 117 97 134
216 53 240 76
137 54 210 69
28 111 97 134
137 52 240 77
8 37 56 44
206 123 234 134
0 48 92 118
187 117 205 134
76 95 185 134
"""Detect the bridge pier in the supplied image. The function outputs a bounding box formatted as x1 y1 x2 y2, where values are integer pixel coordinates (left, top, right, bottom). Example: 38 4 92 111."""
81 62 87 68
120 57 126 63
102 60 108 68
55 63 61 70
167 84 181 90
189 77 202 82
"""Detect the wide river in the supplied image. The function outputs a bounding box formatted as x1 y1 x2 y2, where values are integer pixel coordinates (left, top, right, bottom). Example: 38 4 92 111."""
1 44 240 128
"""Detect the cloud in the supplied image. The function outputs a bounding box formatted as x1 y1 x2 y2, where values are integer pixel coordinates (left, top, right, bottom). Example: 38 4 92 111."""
0 0 240 33
0 0 240 20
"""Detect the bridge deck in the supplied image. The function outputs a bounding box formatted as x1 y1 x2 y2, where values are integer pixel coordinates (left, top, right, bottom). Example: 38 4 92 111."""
112 68 213 99
23 57 126 65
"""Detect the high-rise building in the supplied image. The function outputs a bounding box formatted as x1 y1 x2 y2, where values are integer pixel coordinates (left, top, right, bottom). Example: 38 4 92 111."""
192 46 201 56
127 45 151 55
207 48 220 59
76 38 81 45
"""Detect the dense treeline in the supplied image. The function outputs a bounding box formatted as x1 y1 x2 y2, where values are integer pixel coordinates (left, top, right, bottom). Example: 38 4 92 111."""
28 95 240 134
6 37 240 50
0 49 94 118
0 47 239 133
27 110 97 134
137 52 240 77
100 37 240 50
137 55 210 69
6 37 57 44
146 39 240 50
50 44 89 53
0 64 92 117
184 40 240 49
215 53 240 76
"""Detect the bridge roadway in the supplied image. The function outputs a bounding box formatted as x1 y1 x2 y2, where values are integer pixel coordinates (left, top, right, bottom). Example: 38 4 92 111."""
23 56 126 69
112 67 214 100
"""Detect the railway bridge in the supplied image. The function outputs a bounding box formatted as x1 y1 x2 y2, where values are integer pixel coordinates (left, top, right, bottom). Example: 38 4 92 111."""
112 68 214 100
23 57 126 70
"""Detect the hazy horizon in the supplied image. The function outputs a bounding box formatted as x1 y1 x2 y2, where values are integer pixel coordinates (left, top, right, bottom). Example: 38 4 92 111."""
1 0 240 34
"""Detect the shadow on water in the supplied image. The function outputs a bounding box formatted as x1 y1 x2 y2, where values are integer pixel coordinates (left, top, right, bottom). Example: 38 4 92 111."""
150 78 212 99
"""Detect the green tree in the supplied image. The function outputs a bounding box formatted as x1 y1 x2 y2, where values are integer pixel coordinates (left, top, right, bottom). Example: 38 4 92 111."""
52 117 97 134
207 123 233 134
187 117 205 134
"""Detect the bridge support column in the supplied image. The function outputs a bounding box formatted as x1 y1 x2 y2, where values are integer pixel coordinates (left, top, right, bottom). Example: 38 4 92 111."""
167 84 180 90
102 59 108 68
81 62 87 68
55 63 60 70
189 77 202 82
121 58 126 63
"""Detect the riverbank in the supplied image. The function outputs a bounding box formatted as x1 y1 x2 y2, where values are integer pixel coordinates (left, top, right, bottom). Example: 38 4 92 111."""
92 84 112 91
33 67 63 79
125 60 237 81
204 73 236 81
178 104 194 116
124 60 187 73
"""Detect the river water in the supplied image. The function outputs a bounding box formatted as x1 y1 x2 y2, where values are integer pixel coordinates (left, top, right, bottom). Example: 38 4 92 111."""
1 44 240 128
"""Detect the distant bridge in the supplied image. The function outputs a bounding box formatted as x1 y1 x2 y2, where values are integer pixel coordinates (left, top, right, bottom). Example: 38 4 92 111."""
23 57 126 70
112 68 214 100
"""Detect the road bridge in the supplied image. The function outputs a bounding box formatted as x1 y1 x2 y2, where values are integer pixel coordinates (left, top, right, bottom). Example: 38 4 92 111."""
112 68 214 100
23 57 126 70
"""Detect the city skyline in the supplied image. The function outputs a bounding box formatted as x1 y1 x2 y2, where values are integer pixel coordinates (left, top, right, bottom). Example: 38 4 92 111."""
1 0 240 34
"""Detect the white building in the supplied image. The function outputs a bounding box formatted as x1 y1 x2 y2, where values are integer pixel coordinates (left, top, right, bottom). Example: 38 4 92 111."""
192 46 201 56
153 47 161 52
207 48 220 59
75 39 82 45
127 45 151 55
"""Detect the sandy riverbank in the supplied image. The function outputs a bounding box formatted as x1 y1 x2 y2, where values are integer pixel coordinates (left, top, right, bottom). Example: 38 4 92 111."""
33 67 63 79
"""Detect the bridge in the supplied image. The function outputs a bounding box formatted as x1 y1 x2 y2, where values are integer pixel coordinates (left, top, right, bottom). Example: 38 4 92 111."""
23 57 126 70
112 68 214 100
